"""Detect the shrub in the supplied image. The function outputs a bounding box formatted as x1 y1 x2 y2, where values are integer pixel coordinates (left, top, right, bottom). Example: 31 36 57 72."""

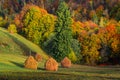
70 39 82 63
0 17 8 28
24 56 38 70
45 57 58 71
61 57 71 68
8 24 17 33
68 50 77 63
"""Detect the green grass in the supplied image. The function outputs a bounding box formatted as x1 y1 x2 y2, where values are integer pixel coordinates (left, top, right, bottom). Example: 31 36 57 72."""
0 27 120 80
0 53 45 72
0 59 120 80
0 27 48 59
0 53 120 80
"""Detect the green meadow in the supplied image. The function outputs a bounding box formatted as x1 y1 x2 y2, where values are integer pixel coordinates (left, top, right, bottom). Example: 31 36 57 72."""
0 28 120 80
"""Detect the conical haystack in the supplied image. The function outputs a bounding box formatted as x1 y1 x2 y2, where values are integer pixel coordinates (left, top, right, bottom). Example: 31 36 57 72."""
45 58 58 71
24 56 38 70
61 57 71 68
35 53 42 62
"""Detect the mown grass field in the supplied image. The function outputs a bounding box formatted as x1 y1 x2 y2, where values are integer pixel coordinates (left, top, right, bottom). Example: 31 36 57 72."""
0 53 120 80
0 27 120 80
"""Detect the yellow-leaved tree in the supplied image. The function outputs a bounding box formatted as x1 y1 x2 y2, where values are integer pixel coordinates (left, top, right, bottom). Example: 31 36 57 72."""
15 4 55 45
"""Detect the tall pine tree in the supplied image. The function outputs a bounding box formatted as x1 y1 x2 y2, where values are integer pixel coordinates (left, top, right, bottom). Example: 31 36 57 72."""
51 1 72 61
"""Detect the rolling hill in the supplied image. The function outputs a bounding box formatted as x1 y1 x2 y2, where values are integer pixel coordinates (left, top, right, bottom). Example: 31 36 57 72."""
0 27 48 71
0 28 120 80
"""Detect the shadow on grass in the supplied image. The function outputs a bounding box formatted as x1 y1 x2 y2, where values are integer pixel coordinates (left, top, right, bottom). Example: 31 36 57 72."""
38 67 45 70
9 61 24 68
9 61 46 71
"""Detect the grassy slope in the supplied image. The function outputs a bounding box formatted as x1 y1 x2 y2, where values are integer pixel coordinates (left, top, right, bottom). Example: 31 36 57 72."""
0 27 48 71
0 27 48 58
0 28 120 80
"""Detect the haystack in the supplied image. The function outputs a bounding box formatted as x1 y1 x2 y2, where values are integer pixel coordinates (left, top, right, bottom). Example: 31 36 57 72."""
45 58 58 71
35 53 42 62
61 57 71 68
24 56 38 70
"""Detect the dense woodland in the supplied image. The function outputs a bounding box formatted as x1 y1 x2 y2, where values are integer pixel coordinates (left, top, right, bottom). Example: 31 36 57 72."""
0 0 120 65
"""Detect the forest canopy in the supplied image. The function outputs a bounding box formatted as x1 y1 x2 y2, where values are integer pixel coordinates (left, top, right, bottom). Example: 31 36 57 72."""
0 0 120 65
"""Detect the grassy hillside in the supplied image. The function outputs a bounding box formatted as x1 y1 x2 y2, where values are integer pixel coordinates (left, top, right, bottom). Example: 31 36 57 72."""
0 27 48 58
0 27 48 71
0 27 120 80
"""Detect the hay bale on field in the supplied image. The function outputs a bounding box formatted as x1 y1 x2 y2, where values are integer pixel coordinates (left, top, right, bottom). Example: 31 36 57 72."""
61 57 71 68
35 53 42 62
24 56 38 70
45 57 58 71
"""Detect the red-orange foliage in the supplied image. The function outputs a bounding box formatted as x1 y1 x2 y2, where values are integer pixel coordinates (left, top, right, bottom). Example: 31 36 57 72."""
83 20 98 29
61 57 71 68
98 23 117 42
71 20 84 35
97 21 120 63
24 56 38 70
45 58 58 71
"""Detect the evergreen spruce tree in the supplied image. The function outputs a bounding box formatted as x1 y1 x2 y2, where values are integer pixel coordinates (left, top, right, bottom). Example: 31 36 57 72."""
51 1 72 61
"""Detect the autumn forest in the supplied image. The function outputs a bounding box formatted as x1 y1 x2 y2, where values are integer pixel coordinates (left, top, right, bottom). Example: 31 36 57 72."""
0 0 120 66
